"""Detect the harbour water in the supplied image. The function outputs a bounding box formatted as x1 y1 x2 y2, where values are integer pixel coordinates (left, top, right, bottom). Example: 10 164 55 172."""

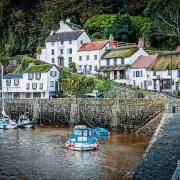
0 128 150 180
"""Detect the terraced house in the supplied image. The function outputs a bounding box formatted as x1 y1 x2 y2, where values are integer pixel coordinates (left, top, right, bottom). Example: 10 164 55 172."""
2 64 60 99
99 40 148 84
146 50 180 94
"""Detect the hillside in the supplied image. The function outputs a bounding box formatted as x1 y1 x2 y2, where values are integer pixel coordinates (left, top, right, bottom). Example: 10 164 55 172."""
0 0 179 57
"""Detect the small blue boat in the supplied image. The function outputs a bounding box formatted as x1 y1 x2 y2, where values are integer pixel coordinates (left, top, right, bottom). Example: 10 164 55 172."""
95 127 109 137
65 125 99 151
0 118 6 129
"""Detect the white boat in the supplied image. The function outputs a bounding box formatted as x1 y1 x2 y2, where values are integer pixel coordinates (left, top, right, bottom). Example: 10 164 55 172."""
5 119 17 129
0 119 6 129
17 116 34 129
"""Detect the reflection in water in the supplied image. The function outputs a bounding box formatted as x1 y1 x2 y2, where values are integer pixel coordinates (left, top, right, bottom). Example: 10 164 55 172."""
0 128 150 180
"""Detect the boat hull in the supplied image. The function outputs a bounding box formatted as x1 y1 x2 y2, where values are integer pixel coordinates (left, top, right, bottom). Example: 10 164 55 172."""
0 125 5 129
5 124 17 129
68 146 97 151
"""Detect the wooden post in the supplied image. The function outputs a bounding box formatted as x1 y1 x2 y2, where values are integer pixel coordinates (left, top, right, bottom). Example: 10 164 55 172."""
111 97 120 129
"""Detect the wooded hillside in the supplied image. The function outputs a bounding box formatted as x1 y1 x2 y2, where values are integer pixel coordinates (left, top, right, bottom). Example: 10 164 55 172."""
0 0 179 56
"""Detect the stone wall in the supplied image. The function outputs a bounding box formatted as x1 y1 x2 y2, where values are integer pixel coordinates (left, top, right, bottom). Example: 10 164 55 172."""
0 98 165 131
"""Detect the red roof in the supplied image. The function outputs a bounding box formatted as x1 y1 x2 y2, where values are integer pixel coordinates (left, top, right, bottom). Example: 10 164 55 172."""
78 41 108 51
131 55 157 69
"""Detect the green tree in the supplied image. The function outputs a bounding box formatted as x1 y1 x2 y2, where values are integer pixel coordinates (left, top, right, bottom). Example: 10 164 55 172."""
69 62 77 72
104 13 135 42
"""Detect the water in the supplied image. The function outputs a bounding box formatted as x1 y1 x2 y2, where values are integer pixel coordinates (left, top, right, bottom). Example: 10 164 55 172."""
0 128 150 180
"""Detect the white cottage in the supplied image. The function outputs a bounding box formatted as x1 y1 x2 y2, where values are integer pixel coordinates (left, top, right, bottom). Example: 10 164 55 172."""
146 50 180 93
130 55 157 89
77 40 109 75
99 44 148 84
2 64 60 99
39 19 91 67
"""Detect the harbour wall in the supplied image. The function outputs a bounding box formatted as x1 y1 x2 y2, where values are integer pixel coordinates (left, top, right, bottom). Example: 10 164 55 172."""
1 98 165 131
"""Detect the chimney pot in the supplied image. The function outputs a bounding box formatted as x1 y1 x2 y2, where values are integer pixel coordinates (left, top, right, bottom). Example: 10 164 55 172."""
60 20 64 28
138 37 144 49
176 46 180 51
109 34 115 48
66 18 70 23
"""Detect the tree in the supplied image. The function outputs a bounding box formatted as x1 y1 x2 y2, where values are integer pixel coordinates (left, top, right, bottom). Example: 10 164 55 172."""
104 13 135 42
144 0 180 39
69 62 77 72
60 68 95 97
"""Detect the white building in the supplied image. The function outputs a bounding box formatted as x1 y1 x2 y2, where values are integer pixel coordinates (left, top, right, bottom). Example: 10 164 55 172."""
2 64 60 99
99 43 148 84
77 40 109 75
146 50 180 93
130 55 157 89
39 19 91 67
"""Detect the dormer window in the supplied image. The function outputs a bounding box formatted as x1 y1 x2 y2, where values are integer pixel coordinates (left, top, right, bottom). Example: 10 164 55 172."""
35 73 41 80
6 79 11 86
121 58 124 65
69 40 72 44
14 79 19 86
114 58 117 65
28 73 34 80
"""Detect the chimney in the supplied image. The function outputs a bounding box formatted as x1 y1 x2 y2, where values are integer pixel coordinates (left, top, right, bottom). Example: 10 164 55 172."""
109 34 115 48
50 30 55 36
29 63 35 67
138 37 144 48
60 20 64 28
176 46 180 51
66 18 70 23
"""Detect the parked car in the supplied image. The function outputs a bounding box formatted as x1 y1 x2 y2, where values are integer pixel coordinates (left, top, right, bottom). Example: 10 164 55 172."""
84 92 104 98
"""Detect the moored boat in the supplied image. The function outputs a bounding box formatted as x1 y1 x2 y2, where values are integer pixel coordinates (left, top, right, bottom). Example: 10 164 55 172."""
17 116 34 129
65 125 99 151
5 119 17 129
94 127 109 137
0 118 6 129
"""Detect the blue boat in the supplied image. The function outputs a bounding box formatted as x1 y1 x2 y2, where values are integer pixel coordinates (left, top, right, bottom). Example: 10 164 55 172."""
94 127 109 137
65 125 99 151
0 118 6 129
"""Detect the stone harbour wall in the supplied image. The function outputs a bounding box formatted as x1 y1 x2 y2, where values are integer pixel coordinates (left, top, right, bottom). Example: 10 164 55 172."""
0 98 166 132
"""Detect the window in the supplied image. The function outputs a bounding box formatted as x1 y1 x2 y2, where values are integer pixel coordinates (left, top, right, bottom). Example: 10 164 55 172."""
50 81 54 87
28 73 33 80
26 83 30 89
14 79 19 86
51 42 54 46
121 58 124 65
133 71 135 77
32 83 37 89
177 70 180 77
114 58 117 65
39 83 43 89
153 71 156 76
69 57 72 63
79 56 82 61
50 71 57 77
140 70 143 77
51 58 55 63
86 55 89 60
78 65 82 70
51 49 54 55
89 65 92 70
35 73 41 80
94 55 97 60
69 40 72 44
42 92 45 97
106 59 110 66
61 41 63 45
60 49 63 55
168 69 172 75
6 79 11 86
148 81 152 86
136 71 140 77
94 66 98 71
69 48 72 54
80 40 83 45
